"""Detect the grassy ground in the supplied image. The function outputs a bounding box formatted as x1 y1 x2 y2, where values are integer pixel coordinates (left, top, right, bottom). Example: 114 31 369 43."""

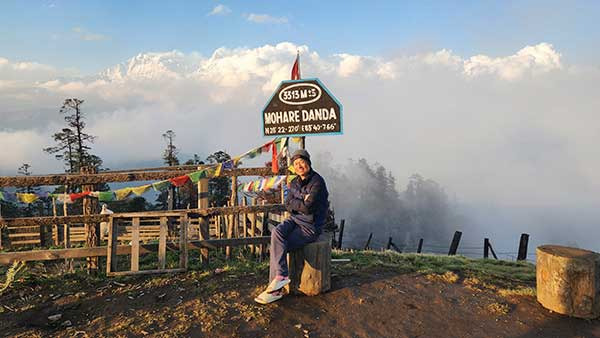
332 249 536 287
1 248 536 297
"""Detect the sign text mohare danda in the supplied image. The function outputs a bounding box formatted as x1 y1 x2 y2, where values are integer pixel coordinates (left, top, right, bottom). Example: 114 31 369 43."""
262 79 343 137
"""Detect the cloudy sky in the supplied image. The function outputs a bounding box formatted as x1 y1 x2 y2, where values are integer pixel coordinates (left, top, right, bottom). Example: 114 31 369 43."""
2 1 600 244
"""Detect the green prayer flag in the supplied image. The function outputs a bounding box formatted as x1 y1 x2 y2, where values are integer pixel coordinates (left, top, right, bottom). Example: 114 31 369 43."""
152 180 170 192
0 191 4 201
98 191 114 202
187 170 207 183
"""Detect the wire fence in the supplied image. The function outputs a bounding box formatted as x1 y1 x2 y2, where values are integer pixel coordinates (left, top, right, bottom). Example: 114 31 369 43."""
345 231 537 263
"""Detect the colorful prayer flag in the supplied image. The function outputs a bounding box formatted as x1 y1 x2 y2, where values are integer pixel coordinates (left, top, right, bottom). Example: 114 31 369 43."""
97 191 115 202
70 191 91 201
17 193 38 204
271 142 279 174
274 176 285 187
265 176 277 191
187 170 207 183
291 51 301 80
57 193 73 204
131 184 152 196
222 160 234 170
253 180 261 192
278 137 288 152
152 180 170 192
115 188 132 200
169 175 190 187
0 191 4 201
214 163 223 177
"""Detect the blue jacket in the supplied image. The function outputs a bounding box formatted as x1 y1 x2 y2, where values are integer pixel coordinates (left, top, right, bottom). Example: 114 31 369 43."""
285 169 329 233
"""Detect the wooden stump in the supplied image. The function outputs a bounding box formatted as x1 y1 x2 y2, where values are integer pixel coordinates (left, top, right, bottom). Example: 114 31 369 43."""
286 233 331 296
536 245 600 318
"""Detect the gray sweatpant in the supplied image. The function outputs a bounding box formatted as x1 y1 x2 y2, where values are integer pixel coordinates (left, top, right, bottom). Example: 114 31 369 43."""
269 218 320 282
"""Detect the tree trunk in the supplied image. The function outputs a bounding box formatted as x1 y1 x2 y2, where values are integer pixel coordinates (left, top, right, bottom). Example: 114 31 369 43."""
286 233 331 296
536 245 600 319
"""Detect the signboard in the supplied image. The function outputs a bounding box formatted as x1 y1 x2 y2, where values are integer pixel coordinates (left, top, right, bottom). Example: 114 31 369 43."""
262 78 343 137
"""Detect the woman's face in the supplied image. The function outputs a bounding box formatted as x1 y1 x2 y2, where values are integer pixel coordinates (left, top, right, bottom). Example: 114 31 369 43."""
293 158 310 177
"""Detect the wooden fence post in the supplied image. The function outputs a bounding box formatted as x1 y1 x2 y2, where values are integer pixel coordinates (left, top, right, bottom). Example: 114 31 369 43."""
448 231 462 255
337 219 345 249
198 216 209 265
82 166 99 273
386 237 392 250
158 217 167 269
484 238 490 258
488 239 498 259
364 233 373 250
226 176 238 259
197 172 209 210
417 238 423 253
63 188 72 270
39 223 47 248
131 217 140 272
517 233 530 261
106 217 117 274
249 198 257 255
52 197 59 246
179 215 188 269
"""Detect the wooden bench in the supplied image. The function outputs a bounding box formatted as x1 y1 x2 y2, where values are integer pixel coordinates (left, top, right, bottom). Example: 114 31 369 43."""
285 233 332 296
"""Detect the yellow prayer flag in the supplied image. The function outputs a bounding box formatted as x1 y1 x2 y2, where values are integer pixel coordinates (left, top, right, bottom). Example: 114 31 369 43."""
115 188 132 200
265 176 277 190
17 193 38 204
131 184 151 196
214 163 223 177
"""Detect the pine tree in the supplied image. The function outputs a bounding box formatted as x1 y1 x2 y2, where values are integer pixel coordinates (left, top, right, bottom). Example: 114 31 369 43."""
44 99 101 174
156 130 180 210
206 151 231 207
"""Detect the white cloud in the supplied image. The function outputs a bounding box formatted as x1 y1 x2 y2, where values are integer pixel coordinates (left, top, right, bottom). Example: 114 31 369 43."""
2 42 598 211
208 4 231 16
245 13 288 24
0 130 60 175
72 26 108 41
464 43 561 80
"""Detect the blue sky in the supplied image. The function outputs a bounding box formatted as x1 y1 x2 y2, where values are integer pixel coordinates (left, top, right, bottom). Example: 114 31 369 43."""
1 0 599 74
2 1 600 250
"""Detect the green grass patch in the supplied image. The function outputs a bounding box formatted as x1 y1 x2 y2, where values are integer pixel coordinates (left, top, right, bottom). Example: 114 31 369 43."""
332 249 535 287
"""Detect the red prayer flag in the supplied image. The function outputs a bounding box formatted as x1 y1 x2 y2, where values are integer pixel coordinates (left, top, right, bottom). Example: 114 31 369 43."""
271 142 279 174
291 52 300 80
69 191 91 201
169 175 190 187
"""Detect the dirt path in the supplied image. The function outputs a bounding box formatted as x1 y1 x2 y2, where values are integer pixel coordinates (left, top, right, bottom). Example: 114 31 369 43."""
1 264 599 337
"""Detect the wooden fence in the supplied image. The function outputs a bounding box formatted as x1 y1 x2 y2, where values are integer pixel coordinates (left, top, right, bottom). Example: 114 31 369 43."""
0 164 292 274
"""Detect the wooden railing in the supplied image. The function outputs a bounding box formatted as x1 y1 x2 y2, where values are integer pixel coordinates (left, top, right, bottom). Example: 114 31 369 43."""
0 203 285 266
0 163 291 275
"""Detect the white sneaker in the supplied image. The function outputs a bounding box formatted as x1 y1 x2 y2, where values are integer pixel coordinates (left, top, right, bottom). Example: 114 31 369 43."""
254 290 283 304
266 277 290 292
